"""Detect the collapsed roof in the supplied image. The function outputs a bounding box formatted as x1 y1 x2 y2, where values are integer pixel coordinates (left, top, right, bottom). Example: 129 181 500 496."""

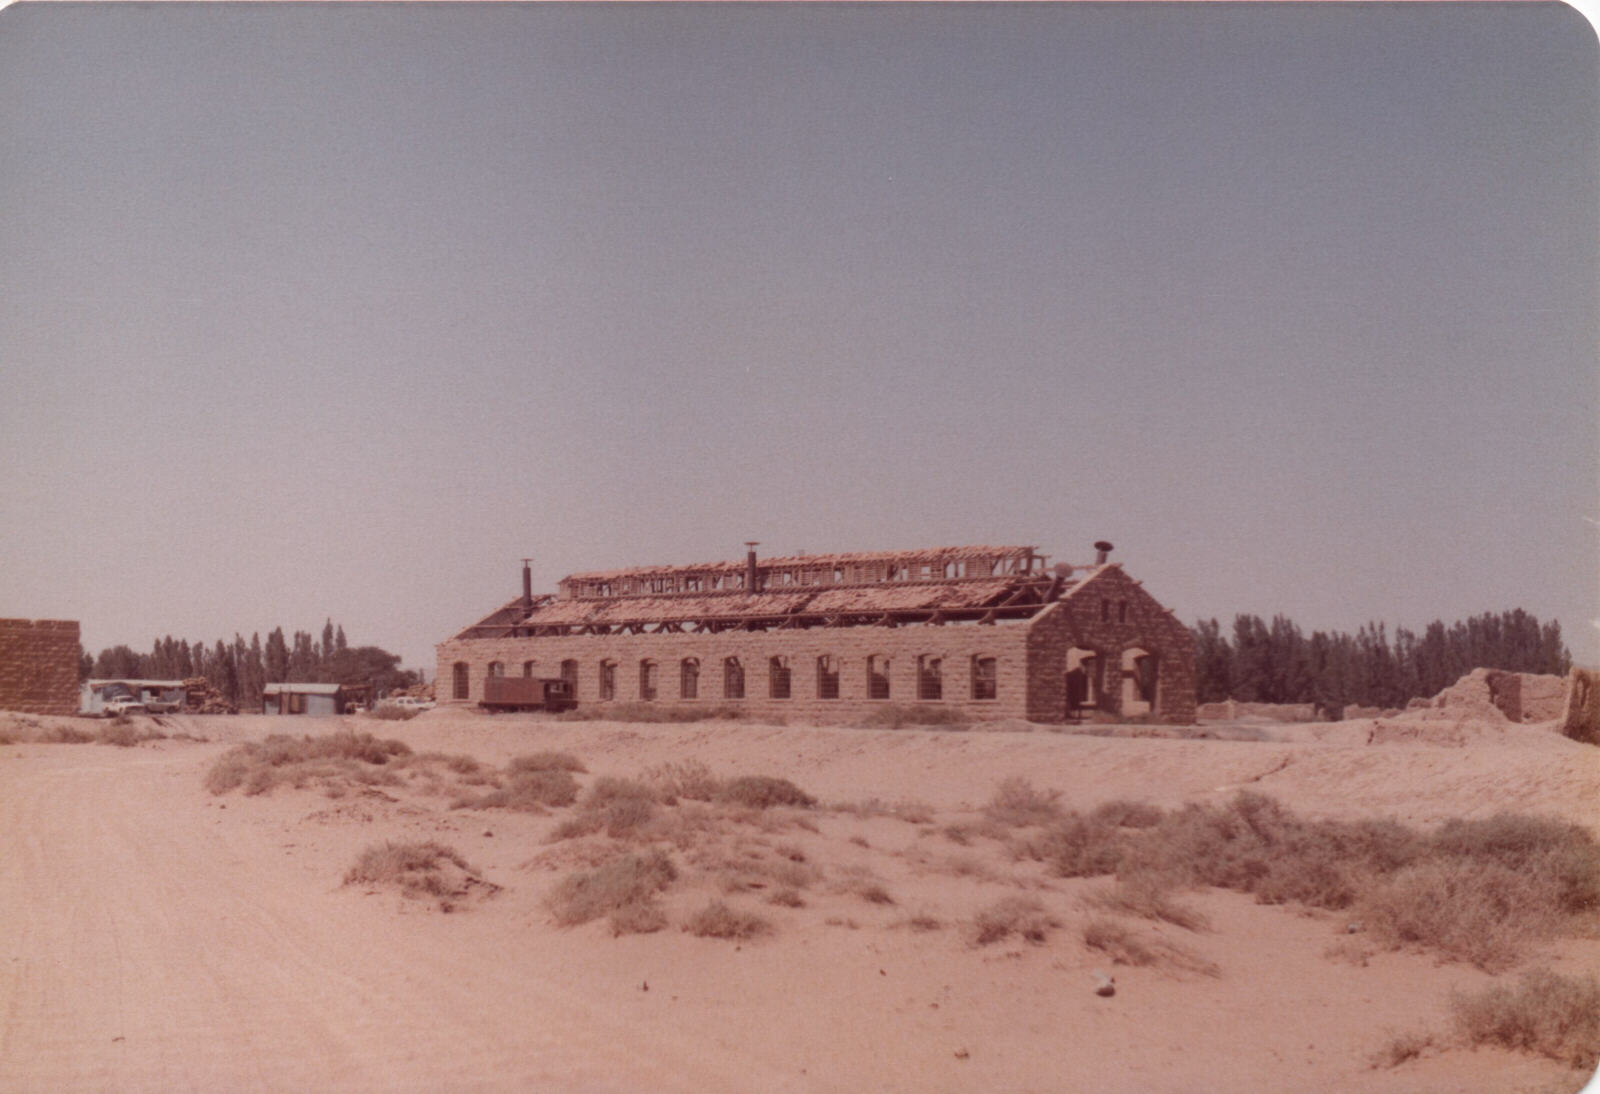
454 545 1097 638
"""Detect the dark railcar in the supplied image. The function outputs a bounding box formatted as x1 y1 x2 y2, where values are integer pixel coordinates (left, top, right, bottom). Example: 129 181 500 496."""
480 676 576 713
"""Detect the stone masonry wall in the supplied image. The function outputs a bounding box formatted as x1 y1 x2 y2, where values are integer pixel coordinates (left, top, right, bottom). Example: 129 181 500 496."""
437 564 1198 725
0 618 82 716
438 622 1034 724
1023 566 1197 725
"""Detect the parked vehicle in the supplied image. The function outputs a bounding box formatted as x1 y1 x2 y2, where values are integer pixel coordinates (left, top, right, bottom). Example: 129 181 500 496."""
103 696 148 717
381 696 434 712
480 676 575 713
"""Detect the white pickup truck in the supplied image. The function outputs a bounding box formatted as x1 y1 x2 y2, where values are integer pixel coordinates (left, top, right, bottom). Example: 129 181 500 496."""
103 696 148 717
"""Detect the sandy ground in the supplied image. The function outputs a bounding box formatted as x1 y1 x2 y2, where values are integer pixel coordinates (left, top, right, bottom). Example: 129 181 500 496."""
2 708 1598 1093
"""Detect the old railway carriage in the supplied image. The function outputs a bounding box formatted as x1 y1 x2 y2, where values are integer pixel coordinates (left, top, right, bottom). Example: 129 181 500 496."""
437 543 1196 725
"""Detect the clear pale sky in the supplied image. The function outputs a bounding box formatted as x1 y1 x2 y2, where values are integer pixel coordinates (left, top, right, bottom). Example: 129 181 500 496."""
2 2 1596 676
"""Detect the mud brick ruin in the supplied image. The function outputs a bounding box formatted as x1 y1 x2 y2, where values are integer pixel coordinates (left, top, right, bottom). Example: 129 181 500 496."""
0 618 82 716
438 543 1197 724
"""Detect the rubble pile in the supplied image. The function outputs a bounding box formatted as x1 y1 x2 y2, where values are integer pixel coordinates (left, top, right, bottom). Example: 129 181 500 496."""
181 677 237 716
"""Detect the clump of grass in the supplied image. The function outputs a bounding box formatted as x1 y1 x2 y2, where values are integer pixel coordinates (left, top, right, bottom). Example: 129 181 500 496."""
546 849 678 927
42 725 96 744
685 900 771 940
1449 968 1600 1070
507 751 587 775
715 775 816 810
97 722 167 747
969 895 1060 946
343 840 495 911
1090 799 1166 829
768 886 805 908
609 900 669 936
856 704 971 729
1081 917 1220 976
454 767 579 812
551 777 659 839
643 759 722 801
1086 876 1209 932
368 704 421 721
1356 860 1559 972
1368 1030 1437 1070
832 798 936 824
983 776 1063 827
1019 812 1127 877
205 732 412 795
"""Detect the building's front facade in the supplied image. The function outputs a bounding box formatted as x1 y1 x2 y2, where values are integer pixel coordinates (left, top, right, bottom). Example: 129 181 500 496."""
437 544 1196 725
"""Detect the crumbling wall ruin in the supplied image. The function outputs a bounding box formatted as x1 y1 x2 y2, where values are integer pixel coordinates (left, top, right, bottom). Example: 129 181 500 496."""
0 618 81 716
1560 668 1600 745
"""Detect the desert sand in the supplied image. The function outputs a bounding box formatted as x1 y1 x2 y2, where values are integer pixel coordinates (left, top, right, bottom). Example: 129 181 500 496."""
2 707 1597 1094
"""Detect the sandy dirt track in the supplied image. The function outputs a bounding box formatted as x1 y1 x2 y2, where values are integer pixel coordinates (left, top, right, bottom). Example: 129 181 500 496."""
2 711 1597 1093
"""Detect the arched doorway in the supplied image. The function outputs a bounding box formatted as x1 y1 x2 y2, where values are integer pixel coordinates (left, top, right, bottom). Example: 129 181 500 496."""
1065 648 1100 720
1120 647 1158 717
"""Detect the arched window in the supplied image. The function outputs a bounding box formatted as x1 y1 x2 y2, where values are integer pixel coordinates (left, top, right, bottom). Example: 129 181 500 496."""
769 656 791 700
487 661 505 679
917 655 942 701
452 661 469 700
560 659 578 693
971 656 998 700
867 655 890 700
599 660 617 701
640 659 658 701
817 655 840 699
724 657 744 700
680 658 699 700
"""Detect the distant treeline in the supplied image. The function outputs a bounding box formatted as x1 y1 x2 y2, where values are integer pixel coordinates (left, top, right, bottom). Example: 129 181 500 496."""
82 620 419 710
1191 609 1572 713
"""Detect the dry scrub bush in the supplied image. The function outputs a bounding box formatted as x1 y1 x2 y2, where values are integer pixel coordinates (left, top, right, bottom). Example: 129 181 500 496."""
343 840 495 910
205 732 411 795
508 751 587 775
969 895 1060 946
551 777 658 839
643 759 721 802
97 722 168 747
984 777 1064 827
1450 968 1600 1070
546 849 677 927
609 900 669 936
768 886 805 908
715 775 816 810
1081 917 1221 976
454 768 579 812
42 725 97 744
1090 799 1166 829
856 704 970 729
1368 1031 1437 1070
367 704 421 721
833 798 936 824
1018 813 1127 877
685 900 771 940
1356 861 1561 972
1086 876 1209 932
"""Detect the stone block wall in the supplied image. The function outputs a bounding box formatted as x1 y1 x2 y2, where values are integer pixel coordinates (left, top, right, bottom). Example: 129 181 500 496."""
436 564 1198 726
438 623 1034 724
0 618 82 715
1023 566 1197 724
1560 668 1600 745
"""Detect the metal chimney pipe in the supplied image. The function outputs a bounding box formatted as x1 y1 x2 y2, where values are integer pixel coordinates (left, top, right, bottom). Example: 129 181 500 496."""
744 541 760 591
521 558 534 612
1094 541 1114 565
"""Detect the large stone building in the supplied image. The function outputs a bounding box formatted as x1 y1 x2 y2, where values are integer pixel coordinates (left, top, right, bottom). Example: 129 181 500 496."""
0 618 82 716
437 543 1196 725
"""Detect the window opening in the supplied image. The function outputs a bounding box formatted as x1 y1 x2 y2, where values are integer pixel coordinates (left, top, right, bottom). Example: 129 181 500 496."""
452 662 469 700
599 660 617 701
724 657 744 700
680 658 699 700
817 655 840 699
917 655 943 701
867 655 891 700
769 656 791 700
640 660 658 701
971 656 997 701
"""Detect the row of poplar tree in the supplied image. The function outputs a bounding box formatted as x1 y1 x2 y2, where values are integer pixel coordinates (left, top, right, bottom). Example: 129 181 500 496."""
81 620 419 711
1189 609 1572 713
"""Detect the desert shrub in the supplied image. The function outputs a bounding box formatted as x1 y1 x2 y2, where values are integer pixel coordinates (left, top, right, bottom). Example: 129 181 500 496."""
1090 799 1166 829
546 849 678 927
983 776 1063 827
900 912 944 932
969 895 1059 946
559 703 748 724
545 776 658 839
1451 969 1600 1070
856 704 970 729
1021 812 1127 878
342 840 494 910
609 900 669 936
1358 860 1561 972
368 705 420 721
456 767 579 812
643 759 722 801
685 900 770 940
1428 814 1600 916
97 722 166 747
1086 876 1209 931
716 775 816 810
768 886 805 908
1083 917 1155 965
42 725 96 744
204 732 411 795
507 751 587 775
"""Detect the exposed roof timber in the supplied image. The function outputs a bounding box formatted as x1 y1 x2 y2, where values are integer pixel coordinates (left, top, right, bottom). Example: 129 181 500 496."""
563 545 1044 584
